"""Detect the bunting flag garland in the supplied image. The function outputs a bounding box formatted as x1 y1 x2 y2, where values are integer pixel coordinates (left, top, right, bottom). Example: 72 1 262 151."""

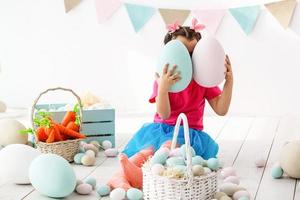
159 9 190 25
64 0 81 13
95 0 122 23
192 9 226 34
229 6 261 35
290 2 300 35
265 0 297 29
125 3 156 33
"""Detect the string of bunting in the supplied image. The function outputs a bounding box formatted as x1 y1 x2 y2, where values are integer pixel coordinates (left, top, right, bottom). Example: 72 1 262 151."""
64 0 299 35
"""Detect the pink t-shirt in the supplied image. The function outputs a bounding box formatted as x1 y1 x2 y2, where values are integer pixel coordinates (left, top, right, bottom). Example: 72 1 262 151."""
149 79 222 130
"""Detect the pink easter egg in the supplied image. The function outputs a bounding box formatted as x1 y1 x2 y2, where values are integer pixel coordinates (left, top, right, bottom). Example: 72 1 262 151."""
76 183 93 195
255 158 266 168
104 148 119 157
223 176 240 185
220 167 237 179
233 190 250 200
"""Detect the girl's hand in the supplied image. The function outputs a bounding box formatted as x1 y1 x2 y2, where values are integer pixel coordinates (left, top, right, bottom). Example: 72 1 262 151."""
225 55 233 82
155 64 181 93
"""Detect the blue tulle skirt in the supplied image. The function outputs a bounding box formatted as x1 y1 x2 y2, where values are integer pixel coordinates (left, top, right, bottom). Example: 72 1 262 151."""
122 122 219 160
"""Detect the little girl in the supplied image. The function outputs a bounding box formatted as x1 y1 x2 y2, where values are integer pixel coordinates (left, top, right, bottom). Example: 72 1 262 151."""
123 19 233 160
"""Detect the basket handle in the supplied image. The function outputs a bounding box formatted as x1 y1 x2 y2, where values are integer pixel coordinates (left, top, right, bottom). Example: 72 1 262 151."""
30 87 83 130
170 113 194 180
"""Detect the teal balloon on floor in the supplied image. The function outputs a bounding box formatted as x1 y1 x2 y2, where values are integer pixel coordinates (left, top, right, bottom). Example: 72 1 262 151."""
29 154 76 198
157 40 193 93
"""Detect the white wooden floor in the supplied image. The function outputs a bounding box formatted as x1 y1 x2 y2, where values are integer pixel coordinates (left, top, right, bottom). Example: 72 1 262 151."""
1 115 300 200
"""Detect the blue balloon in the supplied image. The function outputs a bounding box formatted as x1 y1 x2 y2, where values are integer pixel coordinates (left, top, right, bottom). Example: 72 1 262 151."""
157 40 193 93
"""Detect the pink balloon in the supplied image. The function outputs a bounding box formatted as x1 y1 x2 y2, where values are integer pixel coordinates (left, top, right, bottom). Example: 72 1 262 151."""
192 36 226 87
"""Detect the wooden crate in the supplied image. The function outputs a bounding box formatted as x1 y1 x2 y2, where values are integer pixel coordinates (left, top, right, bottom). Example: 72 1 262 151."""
35 104 115 147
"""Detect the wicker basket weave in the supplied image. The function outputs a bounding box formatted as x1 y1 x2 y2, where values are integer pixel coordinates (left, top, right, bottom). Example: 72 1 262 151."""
30 87 83 162
142 113 218 200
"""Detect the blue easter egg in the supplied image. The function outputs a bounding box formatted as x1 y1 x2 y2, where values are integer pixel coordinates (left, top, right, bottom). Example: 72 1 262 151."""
166 157 185 167
150 152 168 165
84 177 96 189
157 40 193 93
180 144 196 159
271 166 283 179
74 153 85 164
192 156 204 166
126 188 143 200
29 154 76 198
207 158 219 170
97 184 111 196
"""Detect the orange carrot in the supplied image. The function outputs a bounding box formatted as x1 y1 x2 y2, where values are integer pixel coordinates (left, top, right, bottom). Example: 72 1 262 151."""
61 111 76 126
66 121 80 132
46 129 55 143
36 127 48 142
53 124 63 141
57 124 86 139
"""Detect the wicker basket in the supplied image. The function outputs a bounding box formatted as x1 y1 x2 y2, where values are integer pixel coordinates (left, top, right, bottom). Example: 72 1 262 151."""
31 87 83 162
143 113 218 200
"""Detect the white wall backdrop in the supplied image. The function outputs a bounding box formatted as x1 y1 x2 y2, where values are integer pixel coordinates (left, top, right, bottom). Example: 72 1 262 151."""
0 0 300 116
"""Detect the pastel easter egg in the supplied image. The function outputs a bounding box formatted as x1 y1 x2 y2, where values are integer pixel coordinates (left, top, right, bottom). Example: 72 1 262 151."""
76 183 93 195
29 154 76 198
192 165 204 176
0 101 7 112
126 188 143 200
204 167 212 174
192 156 205 166
102 140 113 150
255 157 266 168
74 153 85 164
84 144 99 156
157 40 193 92
271 166 283 179
180 144 196 159
81 155 96 166
224 176 240 185
89 140 101 149
0 144 41 184
85 150 96 158
219 182 239 196
105 148 119 157
166 157 185 167
151 164 165 175
84 177 97 189
192 36 226 87
214 191 227 199
76 179 83 186
97 184 111 196
150 152 168 165
157 147 170 156
110 188 126 200
207 158 219 170
173 165 187 172
0 119 27 146
238 197 250 200
220 167 237 179
169 148 182 157
233 190 250 200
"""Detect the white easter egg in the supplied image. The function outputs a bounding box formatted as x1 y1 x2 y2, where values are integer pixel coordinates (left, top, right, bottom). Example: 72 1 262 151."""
219 182 239 196
104 148 119 157
169 148 181 157
102 140 113 150
81 155 96 166
204 167 212 174
76 183 93 195
0 144 41 184
233 190 250 200
85 150 96 157
224 176 240 185
110 188 126 200
157 147 170 156
0 101 7 112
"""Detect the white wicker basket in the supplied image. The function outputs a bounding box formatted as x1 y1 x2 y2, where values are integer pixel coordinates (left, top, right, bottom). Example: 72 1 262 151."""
142 113 218 200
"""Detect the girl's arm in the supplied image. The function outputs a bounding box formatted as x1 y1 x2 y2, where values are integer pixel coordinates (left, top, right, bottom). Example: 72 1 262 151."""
208 55 233 116
155 64 181 119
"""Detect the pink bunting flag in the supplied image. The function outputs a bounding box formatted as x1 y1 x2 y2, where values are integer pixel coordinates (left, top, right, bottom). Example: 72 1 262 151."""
95 0 122 23
192 9 226 34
